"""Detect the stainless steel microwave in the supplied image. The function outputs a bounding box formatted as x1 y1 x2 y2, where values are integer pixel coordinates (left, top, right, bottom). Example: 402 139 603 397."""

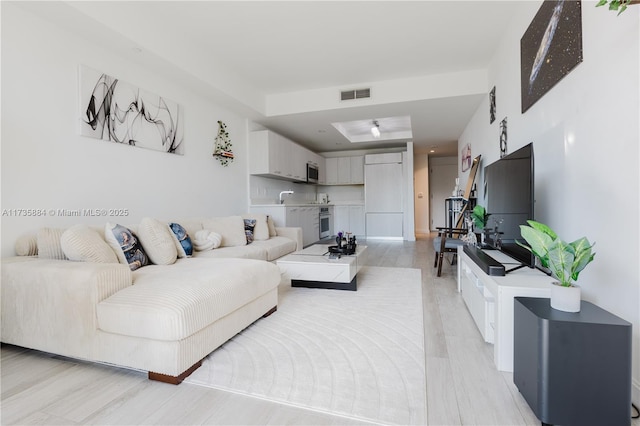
307 163 319 183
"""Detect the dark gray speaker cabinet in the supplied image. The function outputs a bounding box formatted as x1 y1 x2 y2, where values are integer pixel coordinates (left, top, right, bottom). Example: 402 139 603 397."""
514 297 632 426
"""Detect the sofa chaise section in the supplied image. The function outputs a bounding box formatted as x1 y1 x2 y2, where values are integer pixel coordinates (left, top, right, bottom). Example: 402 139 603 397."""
1 257 281 384
96 258 280 383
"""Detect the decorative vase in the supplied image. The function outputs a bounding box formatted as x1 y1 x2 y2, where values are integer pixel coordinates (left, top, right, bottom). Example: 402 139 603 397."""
550 282 581 313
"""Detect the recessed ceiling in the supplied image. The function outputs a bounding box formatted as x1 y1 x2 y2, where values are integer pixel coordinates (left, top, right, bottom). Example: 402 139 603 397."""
332 116 413 144
17 1 529 156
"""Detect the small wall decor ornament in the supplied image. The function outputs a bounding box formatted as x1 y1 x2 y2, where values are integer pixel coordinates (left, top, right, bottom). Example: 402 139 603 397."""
499 117 508 158
213 120 234 166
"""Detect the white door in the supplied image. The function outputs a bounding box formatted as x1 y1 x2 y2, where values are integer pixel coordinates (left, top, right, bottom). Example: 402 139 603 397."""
429 163 457 231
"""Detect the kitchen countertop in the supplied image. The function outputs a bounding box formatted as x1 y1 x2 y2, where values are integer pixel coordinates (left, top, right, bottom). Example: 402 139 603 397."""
251 201 364 207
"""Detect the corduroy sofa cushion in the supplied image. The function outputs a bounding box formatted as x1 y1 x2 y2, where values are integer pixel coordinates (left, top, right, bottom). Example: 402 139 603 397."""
96 257 280 341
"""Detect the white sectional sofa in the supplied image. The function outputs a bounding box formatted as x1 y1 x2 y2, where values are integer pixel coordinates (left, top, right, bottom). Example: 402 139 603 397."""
1 214 301 384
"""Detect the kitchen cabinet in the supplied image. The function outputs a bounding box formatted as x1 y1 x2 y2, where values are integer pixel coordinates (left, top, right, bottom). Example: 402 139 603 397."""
249 130 308 183
249 205 319 248
333 205 365 237
325 158 338 185
290 145 306 181
323 156 364 185
350 156 364 184
349 205 365 235
337 157 350 184
334 206 348 234
365 152 402 164
365 213 403 238
299 206 320 247
249 130 286 178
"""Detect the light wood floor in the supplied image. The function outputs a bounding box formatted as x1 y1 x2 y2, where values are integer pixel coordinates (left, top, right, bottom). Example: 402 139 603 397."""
2 238 638 425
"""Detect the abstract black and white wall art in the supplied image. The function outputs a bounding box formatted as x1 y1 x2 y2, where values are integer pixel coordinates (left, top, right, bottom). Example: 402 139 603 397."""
79 65 184 155
520 1 583 113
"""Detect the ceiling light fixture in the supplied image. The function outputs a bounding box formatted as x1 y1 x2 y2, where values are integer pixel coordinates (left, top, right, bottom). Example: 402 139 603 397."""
371 120 381 138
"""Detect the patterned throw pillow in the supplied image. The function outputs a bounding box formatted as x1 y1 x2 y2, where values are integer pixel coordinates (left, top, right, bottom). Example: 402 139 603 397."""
242 213 269 240
168 222 193 257
105 223 150 271
244 219 257 244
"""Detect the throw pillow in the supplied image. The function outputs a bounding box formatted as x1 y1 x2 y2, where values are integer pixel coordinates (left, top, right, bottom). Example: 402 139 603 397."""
60 224 119 263
267 215 277 237
242 213 269 240
15 233 38 256
37 227 67 260
168 222 193 257
244 219 257 244
105 223 150 271
201 216 247 247
137 218 177 265
193 229 222 251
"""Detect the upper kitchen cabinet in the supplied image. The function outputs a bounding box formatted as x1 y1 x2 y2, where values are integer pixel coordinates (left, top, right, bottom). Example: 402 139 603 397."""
323 155 364 185
364 152 402 164
325 158 338 185
350 156 364 184
249 130 307 183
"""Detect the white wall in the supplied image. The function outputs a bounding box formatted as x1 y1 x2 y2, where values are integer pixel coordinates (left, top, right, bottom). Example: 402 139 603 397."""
1 4 251 256
459 1 640 404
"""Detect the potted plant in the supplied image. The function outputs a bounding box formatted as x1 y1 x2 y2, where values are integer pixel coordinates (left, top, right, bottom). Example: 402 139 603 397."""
470 205 491 245
518 220 596 312
596 0 639 15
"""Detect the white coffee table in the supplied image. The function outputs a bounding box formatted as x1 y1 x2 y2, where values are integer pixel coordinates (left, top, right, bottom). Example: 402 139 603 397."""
276 244 368 291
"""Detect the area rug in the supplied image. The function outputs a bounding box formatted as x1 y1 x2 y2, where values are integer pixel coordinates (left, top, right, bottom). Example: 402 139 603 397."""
185 266 426 424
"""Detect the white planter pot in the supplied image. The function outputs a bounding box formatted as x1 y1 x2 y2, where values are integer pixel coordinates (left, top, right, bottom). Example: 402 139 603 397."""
550 282 581 313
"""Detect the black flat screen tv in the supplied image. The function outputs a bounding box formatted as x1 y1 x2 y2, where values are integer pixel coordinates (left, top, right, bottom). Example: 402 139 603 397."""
483 142 535 268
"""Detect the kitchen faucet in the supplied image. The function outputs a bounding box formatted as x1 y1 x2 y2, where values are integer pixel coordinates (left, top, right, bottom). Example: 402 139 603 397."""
279 190 294 204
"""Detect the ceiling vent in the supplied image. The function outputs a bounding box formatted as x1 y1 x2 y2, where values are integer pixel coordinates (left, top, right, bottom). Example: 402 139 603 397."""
340 88 371 101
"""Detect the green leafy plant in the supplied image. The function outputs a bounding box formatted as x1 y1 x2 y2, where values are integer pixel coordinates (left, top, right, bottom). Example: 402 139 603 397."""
471 205 491 230
213 120 234 166
596 0 637 15
518 220 596 287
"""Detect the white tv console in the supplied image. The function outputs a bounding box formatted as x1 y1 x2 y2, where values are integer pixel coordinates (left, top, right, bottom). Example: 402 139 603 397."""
457 245 553 372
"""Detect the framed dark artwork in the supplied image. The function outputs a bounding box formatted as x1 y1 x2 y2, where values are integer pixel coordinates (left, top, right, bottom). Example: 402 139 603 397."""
499 117 507 158
489 86 496 124
520 1 583 113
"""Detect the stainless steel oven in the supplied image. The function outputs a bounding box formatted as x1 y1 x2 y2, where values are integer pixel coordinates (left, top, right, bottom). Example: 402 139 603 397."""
319 206 332 239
